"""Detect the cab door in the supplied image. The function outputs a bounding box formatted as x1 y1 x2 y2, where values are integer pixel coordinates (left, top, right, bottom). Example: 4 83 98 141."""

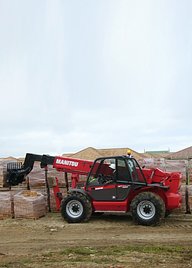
115 158 132 201
86 158 117 201
87 184 117 201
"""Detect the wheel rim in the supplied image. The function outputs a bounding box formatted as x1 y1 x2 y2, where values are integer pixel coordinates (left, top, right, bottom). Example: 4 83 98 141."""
137 200 156 220
66 200 83 219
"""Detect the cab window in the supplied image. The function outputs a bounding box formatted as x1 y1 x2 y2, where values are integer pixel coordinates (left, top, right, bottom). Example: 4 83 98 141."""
116 159 131 182
87 158 116 186
126 158 146 183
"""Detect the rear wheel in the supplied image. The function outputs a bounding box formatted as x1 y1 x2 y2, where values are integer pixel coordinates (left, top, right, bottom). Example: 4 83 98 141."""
130 192 165 226
61 192 92 223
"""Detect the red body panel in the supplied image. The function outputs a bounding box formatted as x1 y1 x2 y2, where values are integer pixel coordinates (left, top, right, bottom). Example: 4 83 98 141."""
165 192 182 210
90 188 182 213
142 167 182 208
92 200 127 212
53 156 93 175
142 168 182 189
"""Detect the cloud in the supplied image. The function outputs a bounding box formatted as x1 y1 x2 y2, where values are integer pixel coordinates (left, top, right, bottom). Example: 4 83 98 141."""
0 0 191 157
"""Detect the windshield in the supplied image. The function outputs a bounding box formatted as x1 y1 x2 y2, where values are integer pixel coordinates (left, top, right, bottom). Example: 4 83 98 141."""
126 158 146 183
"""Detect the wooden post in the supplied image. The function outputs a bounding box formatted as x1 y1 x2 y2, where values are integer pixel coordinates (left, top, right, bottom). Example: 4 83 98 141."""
185 160 191 214
45 166 51 212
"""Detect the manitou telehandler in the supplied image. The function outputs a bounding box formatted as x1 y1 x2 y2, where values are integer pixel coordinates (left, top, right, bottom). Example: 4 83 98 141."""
6 153 182 226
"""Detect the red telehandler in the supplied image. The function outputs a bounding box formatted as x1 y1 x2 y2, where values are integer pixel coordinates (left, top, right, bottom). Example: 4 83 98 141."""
6 153 182 226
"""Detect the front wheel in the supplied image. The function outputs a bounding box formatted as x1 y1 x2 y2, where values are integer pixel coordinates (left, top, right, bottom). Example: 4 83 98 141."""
130 192 165 226
61 192 92 223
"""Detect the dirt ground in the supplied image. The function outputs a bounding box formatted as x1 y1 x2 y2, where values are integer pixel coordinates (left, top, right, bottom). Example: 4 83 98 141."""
0 212 192 268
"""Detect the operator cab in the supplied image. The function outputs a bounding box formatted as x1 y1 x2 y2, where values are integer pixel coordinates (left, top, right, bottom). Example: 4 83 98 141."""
85 156 146 202
86 156 146 187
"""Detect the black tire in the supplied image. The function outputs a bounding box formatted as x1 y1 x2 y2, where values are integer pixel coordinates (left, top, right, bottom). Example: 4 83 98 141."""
61 192 92 223
130 192 165 226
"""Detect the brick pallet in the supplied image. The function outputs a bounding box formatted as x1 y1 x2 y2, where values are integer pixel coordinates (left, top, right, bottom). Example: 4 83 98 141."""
0 166 6 187
14 190 46 219
0 191 13 219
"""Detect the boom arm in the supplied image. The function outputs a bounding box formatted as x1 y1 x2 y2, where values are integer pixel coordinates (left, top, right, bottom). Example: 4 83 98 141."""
6 153 93 186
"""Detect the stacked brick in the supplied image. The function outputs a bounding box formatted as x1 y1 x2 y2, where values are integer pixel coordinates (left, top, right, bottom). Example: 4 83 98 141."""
14 190 46 219
0 164 7 187
179 184 188 213
0 166 5 187
0 192 13 219
140 158 187 181
27 162 68 212
187 185 192 213
0 190 46 219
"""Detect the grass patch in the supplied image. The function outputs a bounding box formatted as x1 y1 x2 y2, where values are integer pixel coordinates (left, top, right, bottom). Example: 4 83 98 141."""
120 244 187 254
58 244 191 255
1 244 192 267
61 247 98 255
55 244 192 266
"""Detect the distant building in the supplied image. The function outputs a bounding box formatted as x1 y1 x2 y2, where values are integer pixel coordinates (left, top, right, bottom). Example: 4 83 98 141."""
63 147 145 160
166 146 192 160
144 150 171 158
63 146 192 161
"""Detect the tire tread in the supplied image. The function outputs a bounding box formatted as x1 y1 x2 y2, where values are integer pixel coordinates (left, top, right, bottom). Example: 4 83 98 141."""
130 191 165 226
61 192 92 223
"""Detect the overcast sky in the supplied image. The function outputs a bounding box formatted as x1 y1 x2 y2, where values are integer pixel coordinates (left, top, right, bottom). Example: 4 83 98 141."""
0 0 192 157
